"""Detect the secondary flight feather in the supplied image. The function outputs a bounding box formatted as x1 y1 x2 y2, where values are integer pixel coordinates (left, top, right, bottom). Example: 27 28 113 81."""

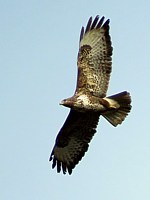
49 15 132 175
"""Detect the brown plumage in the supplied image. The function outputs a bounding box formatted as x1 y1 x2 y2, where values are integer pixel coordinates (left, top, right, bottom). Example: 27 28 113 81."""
49 16 132 175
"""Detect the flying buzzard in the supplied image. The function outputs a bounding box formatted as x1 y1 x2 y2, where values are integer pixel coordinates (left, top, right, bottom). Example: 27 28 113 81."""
50 16 132 175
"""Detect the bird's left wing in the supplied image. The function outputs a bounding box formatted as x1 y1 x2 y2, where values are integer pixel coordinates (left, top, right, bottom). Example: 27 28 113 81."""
49 109 100 174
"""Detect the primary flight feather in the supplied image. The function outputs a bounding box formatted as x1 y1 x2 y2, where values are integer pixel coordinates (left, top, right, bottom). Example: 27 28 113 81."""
50 15 132 175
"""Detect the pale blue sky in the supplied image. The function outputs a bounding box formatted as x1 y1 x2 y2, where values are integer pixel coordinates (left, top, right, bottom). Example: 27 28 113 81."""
0 0 150 199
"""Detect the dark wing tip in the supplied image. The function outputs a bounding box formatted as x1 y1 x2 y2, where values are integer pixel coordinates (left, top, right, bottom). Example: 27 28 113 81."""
86 16 106 32
91 15 99 29
49 150 53 161
68 168 72 175
50 156 73 175
49 150 73 175
52 157 56 169
79 26 84 42
62 163 67 174
102 19 110 30
49 143 89 175
85 16 93 33
79 15 110 42
57 160 61 173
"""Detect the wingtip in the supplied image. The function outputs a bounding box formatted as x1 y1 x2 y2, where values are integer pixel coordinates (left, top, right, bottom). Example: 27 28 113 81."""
79 15 110 42
102 18 110 28
85 16 93 33
79 26 84 42
49 151 53 161
94 15 100 21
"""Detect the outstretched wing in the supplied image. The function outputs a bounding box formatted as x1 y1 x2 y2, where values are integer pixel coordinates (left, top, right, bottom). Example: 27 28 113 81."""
49 110 100 174
76 16 113 97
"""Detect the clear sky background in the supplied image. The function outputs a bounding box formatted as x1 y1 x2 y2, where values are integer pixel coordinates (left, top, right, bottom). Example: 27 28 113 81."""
0 0 150 199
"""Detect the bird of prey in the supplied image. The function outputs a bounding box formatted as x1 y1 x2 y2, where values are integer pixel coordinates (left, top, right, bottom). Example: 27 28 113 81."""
49 15 132 175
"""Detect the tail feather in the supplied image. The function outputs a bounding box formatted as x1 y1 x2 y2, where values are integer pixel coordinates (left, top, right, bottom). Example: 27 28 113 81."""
102 91 131 127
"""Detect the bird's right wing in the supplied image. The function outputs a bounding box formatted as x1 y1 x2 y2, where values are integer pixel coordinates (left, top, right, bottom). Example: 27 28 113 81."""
76 16 113 97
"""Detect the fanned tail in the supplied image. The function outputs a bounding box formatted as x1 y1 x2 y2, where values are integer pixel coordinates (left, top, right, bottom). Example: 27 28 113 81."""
102 91 131 127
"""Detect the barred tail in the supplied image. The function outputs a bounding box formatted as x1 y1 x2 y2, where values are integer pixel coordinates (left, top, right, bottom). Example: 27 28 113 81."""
102 91 132 127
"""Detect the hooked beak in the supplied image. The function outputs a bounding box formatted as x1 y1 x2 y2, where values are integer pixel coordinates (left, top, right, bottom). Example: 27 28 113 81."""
59 100 65 105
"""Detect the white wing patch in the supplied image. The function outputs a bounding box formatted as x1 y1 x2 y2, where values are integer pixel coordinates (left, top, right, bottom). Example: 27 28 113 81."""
77 94 90 105
77 95 90 106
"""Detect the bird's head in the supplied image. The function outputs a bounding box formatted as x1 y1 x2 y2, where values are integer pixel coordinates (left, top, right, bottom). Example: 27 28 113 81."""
59 97 75 108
